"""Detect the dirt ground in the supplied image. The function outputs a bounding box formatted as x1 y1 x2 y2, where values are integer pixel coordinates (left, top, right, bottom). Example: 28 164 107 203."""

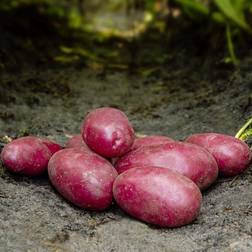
0 34 252 251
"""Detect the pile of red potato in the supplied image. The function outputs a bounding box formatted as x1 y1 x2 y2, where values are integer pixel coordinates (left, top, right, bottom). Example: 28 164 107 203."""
1 107 251 228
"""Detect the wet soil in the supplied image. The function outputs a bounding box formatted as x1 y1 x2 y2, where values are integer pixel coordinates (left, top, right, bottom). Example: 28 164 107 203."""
0 29 252 251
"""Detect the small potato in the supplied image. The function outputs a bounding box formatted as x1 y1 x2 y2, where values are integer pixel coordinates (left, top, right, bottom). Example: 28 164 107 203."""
65 134 91 152
113 166 202 227
130 135 174 152
185 133 251 177
41 138 63 155
115 142 218 190
82 107 134 158
48 148 118 211
1 136 51 176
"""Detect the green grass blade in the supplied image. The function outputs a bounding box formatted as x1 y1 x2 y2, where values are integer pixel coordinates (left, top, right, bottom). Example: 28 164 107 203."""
231 0 246 14
226 25 239 65
214 0 251 33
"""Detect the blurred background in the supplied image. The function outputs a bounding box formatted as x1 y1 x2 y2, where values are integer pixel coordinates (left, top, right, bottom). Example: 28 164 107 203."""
1 0 252 70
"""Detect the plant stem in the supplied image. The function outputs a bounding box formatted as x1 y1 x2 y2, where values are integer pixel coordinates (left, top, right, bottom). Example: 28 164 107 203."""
235 117 252 140
226 24 239 65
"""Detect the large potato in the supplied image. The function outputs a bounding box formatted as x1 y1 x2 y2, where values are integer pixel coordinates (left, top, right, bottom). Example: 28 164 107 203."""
113 166 202 227
110 135 173 165
1 136 51 176
185 133 251 177
115 142 218 190
82 107 134 158
48 148 118 210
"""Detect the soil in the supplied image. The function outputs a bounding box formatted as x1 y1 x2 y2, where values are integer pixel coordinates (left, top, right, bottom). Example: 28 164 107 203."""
0 18 252 252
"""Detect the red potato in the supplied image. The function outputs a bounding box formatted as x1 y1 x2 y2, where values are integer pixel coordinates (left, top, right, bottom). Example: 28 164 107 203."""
113 166 202 227
185 133 251 177
65 134 91 152
41 138 63 155
82 107 134 158
110 135 174 165
1 136 51 176
115 142 218 190
48 148 118 211
130 135 174 152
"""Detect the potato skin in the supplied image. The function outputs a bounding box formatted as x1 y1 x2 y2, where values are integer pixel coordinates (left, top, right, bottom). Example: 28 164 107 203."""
113 166 202 227
41 138 63 155
48 148 118 210
65 134 91 152
110 135 174 165
129 135 174 152
82 107 134 158
185 133 251 177
1 136 51 176
115 142 218 190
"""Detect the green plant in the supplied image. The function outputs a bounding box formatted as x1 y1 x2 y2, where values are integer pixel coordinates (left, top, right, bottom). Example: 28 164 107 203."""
170 0 252 64
236 117 252 142
1 0 252 65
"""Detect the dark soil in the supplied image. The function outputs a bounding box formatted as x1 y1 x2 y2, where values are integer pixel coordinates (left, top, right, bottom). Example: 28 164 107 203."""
0 19 252 251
